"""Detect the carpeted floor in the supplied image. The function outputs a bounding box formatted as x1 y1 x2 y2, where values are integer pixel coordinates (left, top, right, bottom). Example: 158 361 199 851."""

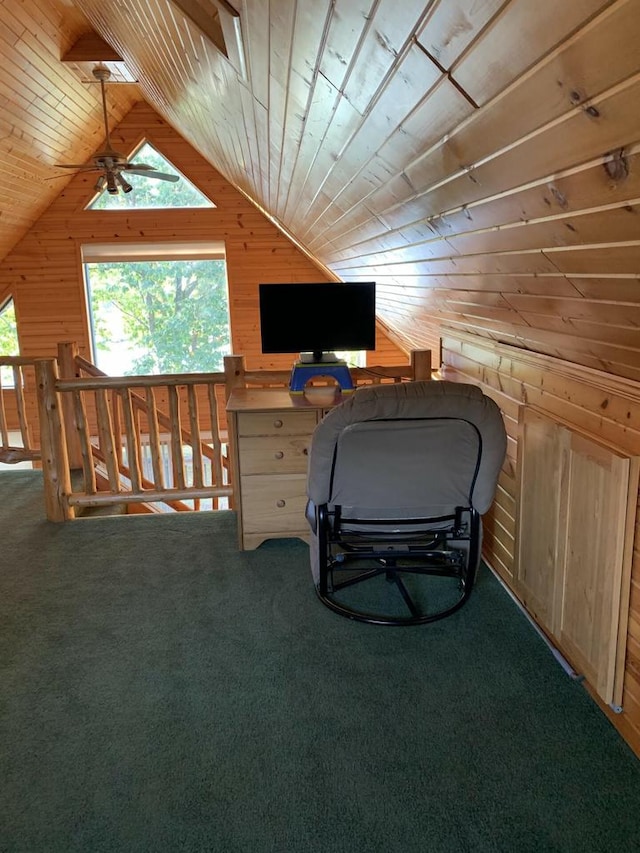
1 470 639 852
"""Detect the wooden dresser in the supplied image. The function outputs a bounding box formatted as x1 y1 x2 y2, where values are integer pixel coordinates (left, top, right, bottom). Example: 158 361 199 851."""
226 387 342 549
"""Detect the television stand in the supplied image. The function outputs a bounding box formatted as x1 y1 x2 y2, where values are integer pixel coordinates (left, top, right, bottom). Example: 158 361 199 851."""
289 358 354 394
299 351 338 364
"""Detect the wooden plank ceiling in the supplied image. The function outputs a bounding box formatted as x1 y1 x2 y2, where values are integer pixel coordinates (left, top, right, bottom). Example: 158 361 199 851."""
2 0 640 379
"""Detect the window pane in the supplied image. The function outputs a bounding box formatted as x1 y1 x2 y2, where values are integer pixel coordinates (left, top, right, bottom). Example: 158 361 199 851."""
0 299 19 386
88 143 215 210
86 259 231 375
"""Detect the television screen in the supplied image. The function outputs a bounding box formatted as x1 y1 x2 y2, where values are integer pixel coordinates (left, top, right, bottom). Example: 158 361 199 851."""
259 282 376 358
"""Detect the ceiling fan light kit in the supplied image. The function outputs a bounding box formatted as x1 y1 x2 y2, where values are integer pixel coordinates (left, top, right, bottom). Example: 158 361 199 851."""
56 64 180 195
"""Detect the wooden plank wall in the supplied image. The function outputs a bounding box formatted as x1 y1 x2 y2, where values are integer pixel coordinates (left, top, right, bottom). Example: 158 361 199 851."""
0 101 407 367
0 102 407 431
441 330 640 756
8 1 635 394
3 2 640 393
0 0 140 264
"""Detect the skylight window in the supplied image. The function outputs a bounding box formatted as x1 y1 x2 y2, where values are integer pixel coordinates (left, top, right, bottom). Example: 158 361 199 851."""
171 0 247 78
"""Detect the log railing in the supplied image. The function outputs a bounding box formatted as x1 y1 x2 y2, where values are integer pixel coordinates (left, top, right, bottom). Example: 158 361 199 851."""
0 356 47 465
69 349 226 513
37 350 232 521
4 344 432 520
222 349 432 394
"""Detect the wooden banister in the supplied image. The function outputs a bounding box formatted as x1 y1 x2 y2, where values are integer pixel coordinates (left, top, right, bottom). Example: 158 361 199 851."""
54 357 231 517
223 354 247 398
0 356 43 465
34 358 74 521
13 345 432 520
223 350 432 392
411 349 432 381
57 341 83 469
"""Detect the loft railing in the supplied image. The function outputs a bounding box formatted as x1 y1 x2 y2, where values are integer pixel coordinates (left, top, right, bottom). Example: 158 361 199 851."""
37 344 232 521
222 350 432 394
68 349 227 514
3 343 432 520
0 356 47 465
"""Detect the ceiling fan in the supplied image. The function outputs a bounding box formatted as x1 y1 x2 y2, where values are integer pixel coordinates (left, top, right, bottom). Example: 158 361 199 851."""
56 64 180 194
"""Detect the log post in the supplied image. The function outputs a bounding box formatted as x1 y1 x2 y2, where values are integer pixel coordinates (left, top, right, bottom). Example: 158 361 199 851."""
35 359 74 521
12 364 33 451
411 349 432 381
57 341 83 470
224 354 246 399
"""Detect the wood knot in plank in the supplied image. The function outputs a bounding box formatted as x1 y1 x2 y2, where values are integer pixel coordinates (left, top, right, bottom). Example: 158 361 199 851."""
604 149 629 182
548 184 568 209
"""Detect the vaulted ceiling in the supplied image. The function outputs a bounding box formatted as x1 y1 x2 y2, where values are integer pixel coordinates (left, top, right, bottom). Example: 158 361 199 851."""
2 0 640 377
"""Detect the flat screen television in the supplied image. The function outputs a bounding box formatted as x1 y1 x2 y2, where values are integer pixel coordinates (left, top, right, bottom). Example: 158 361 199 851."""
259 281 376 362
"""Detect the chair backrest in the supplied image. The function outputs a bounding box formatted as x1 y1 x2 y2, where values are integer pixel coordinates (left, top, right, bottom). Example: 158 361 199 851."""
307 380 507 518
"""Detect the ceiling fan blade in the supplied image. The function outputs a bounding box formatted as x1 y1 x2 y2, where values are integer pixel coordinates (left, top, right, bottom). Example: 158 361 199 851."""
55 164 99 171
45 173 80 181
125 168 180 182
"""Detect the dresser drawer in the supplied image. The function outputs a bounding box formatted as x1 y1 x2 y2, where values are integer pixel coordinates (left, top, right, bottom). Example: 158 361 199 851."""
238 435 310 474
240 474 309 534
237 410 318 437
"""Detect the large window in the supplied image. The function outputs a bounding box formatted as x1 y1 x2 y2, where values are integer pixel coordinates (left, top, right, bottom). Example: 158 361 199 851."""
83 246 231 375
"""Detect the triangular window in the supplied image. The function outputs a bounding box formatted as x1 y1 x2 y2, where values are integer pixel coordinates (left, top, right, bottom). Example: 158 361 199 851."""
87 142 215 210
0 298 19 386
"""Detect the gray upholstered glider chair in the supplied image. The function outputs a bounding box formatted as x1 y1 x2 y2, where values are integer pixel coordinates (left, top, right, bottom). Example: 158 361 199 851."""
305 380 507 625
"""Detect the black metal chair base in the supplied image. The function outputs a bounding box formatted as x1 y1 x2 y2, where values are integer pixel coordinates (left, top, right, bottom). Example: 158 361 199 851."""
316 566 473 626
315 507 481 626
315 587 472 626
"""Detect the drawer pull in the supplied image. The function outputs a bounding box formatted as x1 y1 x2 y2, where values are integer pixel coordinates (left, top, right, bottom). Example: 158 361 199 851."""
276 499 286 508
273 419 283 429
274 451 284 459
303 447 308 455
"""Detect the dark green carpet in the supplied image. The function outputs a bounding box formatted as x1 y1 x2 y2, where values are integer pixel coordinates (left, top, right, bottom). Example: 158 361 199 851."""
1 471 639 853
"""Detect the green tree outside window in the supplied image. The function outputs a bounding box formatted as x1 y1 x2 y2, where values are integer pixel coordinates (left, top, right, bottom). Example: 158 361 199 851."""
0 299 19 385
86 259 231 375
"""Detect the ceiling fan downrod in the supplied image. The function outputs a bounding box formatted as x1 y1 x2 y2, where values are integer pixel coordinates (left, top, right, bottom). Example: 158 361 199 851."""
93 64 115 155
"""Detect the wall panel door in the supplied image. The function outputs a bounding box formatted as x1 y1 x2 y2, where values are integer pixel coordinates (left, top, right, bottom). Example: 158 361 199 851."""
516 407 639 707
514 408 568 633
559 432 638 705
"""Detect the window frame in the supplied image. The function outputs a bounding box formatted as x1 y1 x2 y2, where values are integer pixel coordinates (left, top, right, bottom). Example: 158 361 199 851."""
82 241 231 375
